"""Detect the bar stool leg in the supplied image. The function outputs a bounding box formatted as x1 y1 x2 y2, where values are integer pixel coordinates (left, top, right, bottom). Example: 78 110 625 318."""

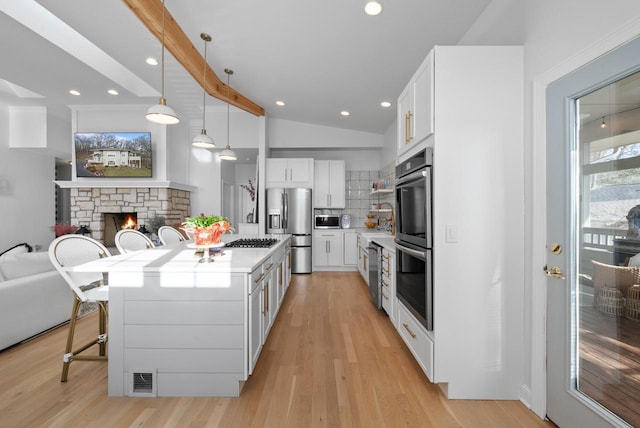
98 302 107 356
61 297 81 382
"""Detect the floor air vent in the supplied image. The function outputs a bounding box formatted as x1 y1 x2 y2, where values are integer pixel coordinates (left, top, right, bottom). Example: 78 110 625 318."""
128 369 157 397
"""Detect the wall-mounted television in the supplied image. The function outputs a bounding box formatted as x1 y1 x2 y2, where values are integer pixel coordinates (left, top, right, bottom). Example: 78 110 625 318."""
74 132 152 178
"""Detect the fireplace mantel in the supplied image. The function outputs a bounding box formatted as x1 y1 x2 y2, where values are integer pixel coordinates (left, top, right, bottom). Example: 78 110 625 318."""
54 180 196 192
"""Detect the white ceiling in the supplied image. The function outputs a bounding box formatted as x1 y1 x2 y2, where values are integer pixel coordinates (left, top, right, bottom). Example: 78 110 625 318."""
0 0 495 135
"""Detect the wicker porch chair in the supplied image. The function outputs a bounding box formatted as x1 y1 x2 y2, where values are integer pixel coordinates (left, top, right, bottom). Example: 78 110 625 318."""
592 260 640 308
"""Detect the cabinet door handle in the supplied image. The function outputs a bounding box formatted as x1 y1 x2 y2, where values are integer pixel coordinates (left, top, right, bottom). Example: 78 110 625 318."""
383 294 389 300
405 111 413 144
402 323 417 339
263 283 269 315
254 272 264 283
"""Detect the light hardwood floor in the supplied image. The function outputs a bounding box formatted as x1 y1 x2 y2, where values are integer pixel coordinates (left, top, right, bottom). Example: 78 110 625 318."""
0 272 554 427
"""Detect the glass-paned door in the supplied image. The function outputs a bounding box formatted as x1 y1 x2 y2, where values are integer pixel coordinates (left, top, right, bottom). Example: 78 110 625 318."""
547 37 640 428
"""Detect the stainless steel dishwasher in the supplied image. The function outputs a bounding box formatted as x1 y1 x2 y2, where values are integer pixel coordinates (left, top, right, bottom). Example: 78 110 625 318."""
367 242 382 309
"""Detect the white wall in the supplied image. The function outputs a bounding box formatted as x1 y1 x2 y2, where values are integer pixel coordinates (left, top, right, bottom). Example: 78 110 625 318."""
268 117 383 149
0 105 63 251
189 109 261 217
459 0 640 416
380 119 397 169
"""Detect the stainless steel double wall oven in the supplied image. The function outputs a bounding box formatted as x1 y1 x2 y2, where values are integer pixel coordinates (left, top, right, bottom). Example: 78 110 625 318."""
395 148 433 331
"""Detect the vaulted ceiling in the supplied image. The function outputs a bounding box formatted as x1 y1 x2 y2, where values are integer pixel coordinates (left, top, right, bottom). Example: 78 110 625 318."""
0 0 494 134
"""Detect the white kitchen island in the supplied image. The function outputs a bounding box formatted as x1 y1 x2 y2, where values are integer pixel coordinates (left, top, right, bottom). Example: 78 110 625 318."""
72 234 292 397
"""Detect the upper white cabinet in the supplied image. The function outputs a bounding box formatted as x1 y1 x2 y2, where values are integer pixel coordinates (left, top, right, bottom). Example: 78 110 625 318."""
313 160 345 208
266 158 314 188
397 50 434 157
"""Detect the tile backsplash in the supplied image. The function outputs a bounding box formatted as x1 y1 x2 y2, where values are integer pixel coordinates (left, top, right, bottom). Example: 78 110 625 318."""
314 161 395 231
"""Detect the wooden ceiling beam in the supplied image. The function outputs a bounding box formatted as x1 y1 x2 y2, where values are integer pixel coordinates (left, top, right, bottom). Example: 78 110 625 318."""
122 0 265 117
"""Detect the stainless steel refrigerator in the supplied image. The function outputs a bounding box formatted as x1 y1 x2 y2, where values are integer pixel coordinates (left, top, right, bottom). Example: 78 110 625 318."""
266 188 312 273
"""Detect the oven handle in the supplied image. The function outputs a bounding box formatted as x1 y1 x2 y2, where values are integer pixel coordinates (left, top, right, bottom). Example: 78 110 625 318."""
395 167 427 186
395 242 426 260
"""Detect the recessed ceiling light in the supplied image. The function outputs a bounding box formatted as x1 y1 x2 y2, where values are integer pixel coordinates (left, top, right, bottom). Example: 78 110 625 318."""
380 101 391 108
146 57 158 66
341 110 350 116
108 89 119 95
364 1 382 16
275 100 285 106
69 89 80 96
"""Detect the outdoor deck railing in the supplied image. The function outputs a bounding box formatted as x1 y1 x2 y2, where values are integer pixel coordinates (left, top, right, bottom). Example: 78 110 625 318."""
583 226 627 251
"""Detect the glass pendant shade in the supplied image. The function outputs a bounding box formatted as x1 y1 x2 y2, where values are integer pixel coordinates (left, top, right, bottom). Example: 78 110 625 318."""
219 145 237 160
192 129 215 148
146 97 180 125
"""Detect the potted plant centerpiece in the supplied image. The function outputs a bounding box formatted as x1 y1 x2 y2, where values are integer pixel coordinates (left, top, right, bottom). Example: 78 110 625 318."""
181 214 232 247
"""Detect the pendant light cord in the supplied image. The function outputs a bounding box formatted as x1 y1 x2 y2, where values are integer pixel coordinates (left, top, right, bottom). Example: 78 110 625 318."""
202 36 207 127
161 0 166 98
227 71 230 147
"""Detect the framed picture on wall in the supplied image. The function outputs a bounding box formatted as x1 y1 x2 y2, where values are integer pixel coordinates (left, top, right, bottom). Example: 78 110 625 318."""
74 132 152 178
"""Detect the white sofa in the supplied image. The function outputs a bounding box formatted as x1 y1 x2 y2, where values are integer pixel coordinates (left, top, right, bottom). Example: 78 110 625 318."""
0 247 72 350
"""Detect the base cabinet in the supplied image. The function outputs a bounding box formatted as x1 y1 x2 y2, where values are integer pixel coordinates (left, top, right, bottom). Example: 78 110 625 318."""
248 278 263 374
313 231 344 267
248 246 289 375
357 235 369 285
380 247 395 326
397 302 434 381
343 231 358 265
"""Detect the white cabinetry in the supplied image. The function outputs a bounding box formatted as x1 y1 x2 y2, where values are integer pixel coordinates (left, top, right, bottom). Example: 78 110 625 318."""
380 246 396 326
357 234 369 285
394 46 524 399
397 50 434 157
397 302 434 381
343 231 358 266
248 246 290 375
266 158 314 188
248 267 264 373
313 160 345 208
313 230 343 268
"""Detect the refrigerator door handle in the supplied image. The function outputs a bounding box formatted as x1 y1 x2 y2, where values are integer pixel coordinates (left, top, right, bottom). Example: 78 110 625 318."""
283 192 288 230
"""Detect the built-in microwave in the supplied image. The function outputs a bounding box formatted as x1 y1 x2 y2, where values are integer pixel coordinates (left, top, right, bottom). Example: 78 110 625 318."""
314 215 340 229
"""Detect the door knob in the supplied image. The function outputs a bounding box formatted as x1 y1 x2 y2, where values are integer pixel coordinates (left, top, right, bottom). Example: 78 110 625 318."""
543 265 565 279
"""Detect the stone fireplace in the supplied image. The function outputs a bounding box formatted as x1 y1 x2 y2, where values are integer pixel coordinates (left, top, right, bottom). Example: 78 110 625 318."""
69 187 191 243
103 212 138 247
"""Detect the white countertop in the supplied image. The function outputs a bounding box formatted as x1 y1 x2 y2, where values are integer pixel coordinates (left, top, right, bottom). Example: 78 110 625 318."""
70 234 291 274
371 237 396 252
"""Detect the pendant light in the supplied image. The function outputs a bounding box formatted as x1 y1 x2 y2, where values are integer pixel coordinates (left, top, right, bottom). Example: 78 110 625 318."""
219 68 237 161
192 33 215 148
146 0 180 125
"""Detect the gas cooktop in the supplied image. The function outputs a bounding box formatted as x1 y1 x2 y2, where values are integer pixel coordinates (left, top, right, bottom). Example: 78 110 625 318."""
225 238 279 248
